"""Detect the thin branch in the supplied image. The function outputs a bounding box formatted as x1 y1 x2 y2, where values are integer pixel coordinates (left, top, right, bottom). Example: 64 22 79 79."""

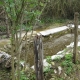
0 10 4 15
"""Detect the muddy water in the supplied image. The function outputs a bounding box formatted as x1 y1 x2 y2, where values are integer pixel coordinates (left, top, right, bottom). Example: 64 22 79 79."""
25 33 75 66
43 34 74 56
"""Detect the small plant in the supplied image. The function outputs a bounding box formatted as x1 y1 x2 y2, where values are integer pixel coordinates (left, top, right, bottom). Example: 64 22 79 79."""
44 66 54 80
46 56 52 63
61 53 74 75
62 60 73 67
27 71 36 80
65 53 72 61
17 70 36 80
43 66 51 73
43 65 54 75
66 66 72 75
20 71 29 80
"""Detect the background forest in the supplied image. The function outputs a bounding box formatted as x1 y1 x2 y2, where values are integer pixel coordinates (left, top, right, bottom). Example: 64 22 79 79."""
0 0 80 32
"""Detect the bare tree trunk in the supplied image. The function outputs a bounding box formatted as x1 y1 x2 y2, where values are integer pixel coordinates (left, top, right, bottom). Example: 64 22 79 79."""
73 12 79 64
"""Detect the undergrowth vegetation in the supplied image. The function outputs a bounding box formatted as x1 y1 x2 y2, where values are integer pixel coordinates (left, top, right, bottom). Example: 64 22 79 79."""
19 53 76 80
61 54 74 75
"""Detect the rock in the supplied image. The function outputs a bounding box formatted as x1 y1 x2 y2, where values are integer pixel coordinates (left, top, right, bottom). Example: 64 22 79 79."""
57 51 64 55
0 50 11 63
67 42 80 48
51 62 55 66
31 65 34 69
53 66 62 75
5 57 11 68
43 59 51 67
0 50 11 68
51 55 64 60
0 55 6 63
5 57 17 69
58 66 62 75
54 69 57 74
64 73 67 77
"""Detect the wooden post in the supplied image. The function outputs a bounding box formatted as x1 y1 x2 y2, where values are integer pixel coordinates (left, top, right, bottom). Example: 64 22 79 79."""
34 34 43 80
73 12 79 63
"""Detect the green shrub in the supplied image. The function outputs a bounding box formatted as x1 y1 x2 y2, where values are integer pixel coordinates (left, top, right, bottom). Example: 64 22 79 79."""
65 53 72 61
20 71 36 80
43 66 51 73
61 53 74 75
46 56 52 63
20 71 29 80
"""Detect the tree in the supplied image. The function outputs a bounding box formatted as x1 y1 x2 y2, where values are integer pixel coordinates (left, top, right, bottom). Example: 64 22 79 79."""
0 0 47 80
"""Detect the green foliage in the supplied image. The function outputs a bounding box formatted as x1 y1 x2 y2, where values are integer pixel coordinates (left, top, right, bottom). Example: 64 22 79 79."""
29 74 36 80
3 0 43 31
61 53 74 75
46 56 52 63
19 71 36 80
65 53 72 61
40 2 44 7
53 19 68 23
41 17 53 23
20 71 29 80
43 66 53 74
43 66 51 73
66 66 73 75
2 1 46 80
62 60 73 67
61 54 73 67
0 26 6 32
0 1 3 5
